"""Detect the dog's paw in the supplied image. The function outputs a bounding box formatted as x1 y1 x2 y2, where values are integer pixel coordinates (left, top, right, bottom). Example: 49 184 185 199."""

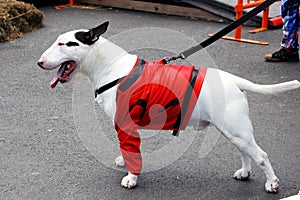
121 172 138 189
233 169 251 180
115 155 125 167
265 178 279 193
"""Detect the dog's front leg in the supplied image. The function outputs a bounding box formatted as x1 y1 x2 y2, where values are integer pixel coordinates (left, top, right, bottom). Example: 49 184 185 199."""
115 154 139 188
115 126 142 189
115 155 125 167
121 172 138 188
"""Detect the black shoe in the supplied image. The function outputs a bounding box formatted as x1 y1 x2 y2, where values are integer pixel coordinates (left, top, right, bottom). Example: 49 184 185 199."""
265 48 299 62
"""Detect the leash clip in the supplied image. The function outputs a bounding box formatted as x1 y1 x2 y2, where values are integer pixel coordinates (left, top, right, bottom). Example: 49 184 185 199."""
162 54 185 64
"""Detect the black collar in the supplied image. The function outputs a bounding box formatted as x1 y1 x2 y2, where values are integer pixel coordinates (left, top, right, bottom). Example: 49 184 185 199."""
94 58 146 98
94 76 125 98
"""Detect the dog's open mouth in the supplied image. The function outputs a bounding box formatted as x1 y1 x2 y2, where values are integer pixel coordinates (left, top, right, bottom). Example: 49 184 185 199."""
50 61 76 88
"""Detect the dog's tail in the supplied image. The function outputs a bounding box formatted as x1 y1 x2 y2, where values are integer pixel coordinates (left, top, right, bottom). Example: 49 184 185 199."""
235 76 300 95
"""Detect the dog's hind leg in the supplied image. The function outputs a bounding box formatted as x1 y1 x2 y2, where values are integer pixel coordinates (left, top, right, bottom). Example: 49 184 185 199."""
211 90 279 193
198 68 279 192
233 151 251 180
214 112 279 192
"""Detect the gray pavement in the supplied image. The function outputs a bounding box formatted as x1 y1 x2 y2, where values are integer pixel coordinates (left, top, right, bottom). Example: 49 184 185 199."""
1 6 299 200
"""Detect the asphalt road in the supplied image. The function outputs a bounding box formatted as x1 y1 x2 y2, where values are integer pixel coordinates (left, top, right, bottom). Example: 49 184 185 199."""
1 5 299 200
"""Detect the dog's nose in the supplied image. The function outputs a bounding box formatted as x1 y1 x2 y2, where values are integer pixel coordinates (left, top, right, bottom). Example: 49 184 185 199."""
37 61 44 68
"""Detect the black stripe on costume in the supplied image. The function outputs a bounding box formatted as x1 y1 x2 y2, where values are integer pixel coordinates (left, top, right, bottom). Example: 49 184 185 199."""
128 99 147 120
172 69 199 136
118 59 146 92
158 98 180 113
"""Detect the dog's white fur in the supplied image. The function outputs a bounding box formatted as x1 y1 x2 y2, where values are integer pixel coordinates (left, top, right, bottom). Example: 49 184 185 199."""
38 23 300 192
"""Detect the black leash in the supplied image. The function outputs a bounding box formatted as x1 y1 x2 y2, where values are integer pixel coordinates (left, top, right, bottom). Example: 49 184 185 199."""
162 0 277 64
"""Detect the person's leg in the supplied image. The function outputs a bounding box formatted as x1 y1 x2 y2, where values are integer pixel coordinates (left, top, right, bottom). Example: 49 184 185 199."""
281 0 299 50
265 0 299 62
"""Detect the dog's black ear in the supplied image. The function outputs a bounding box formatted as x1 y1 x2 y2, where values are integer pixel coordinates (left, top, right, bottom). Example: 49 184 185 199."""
75 21 109 45
90 21 109 40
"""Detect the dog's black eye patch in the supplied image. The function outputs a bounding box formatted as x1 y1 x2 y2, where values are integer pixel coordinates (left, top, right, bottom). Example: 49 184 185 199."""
66 41 80 47
57 42 80 47
75 31 95 45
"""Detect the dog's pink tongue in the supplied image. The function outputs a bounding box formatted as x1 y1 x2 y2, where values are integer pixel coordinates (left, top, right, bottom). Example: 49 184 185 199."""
50 65 65 89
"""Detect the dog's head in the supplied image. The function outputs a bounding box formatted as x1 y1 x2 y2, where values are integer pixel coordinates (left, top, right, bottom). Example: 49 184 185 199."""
37 21 109 88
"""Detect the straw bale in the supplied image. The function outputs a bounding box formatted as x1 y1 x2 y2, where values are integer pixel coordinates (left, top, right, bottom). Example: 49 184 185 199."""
0 0 43 42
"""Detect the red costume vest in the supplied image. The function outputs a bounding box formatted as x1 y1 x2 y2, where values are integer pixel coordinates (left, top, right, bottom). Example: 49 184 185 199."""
114 58 207 175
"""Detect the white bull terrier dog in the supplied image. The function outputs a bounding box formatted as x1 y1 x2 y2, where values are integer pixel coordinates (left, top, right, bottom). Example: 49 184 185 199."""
38 21 300 192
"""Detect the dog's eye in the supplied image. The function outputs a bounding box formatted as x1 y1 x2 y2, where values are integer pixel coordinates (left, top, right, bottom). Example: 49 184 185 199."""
58 42 64 46
66 42 80 47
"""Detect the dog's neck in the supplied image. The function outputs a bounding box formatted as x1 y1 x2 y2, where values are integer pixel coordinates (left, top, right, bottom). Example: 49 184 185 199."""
80 37 138 91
